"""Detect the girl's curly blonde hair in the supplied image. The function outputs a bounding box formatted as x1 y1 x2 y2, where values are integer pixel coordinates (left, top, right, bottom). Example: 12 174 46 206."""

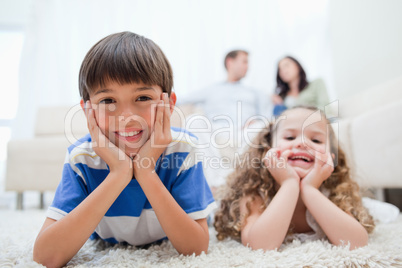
214 107 375 241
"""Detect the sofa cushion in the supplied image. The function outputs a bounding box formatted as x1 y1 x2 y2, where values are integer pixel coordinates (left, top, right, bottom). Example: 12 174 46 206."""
349 99 402 188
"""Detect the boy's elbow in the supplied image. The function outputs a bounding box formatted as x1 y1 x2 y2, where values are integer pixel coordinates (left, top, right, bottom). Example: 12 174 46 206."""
177 239 209 256
183 243 209 256
33 246 66 268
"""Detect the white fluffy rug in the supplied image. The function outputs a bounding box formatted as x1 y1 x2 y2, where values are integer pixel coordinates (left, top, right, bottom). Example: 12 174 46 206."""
1 209 402 267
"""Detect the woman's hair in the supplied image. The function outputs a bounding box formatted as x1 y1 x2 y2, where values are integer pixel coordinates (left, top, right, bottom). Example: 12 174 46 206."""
79 31 173 101
214 106 375 241
275 56 309 100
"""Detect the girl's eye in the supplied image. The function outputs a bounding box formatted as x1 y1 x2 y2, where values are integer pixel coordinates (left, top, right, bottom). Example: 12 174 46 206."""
99 98 115 104
137 96 152 101
312 139 322 144
285 136 295 141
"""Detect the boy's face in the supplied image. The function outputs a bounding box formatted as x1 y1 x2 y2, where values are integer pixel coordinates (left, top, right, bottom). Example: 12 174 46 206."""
272 108 330 178
83 81 175 157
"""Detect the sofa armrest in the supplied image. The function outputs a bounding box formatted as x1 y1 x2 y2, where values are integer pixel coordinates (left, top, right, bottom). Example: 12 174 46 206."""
6 137 70 192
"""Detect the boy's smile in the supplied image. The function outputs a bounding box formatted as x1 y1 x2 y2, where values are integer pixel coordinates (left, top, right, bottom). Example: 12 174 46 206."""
82 81 174 157
115 127 143 141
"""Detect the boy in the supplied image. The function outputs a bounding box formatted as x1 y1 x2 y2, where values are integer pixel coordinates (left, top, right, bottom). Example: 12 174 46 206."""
33 32 215 268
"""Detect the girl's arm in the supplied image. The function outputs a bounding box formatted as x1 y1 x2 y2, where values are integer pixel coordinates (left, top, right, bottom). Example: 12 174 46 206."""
34 102 133 268
240 179 300 251
301 186 368 248
240 149 300 251
301 151 368 249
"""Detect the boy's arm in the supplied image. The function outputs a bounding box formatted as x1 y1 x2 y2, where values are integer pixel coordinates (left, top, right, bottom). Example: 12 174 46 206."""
240 149 300 251
33 104 133 268
300 151 368 249
34 170 131 267
133 93 209 255
136 170 209 255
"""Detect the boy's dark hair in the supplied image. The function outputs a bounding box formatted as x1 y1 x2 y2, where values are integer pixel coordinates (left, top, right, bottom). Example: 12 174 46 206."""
79 31 173 101
224 50 248 70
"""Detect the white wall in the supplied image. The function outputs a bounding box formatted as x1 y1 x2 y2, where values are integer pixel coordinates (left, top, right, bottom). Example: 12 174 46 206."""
329 0 402 99
0 0 32 27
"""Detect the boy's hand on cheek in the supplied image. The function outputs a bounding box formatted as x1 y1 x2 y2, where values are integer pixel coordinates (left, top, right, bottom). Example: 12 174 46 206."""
85 101 133 181
301 150 334 190
133 93 172 178
263 148 300 186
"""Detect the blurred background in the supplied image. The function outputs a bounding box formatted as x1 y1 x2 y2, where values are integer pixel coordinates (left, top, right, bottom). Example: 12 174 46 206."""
1 0 402 209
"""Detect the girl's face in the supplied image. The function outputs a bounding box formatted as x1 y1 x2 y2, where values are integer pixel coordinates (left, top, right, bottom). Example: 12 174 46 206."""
272 108 330 178
84 81 175 157
278 57 300 83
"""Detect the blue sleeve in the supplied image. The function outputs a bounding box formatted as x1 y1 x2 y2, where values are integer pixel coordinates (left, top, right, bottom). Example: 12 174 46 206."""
47 155 88 220
170 154 216 219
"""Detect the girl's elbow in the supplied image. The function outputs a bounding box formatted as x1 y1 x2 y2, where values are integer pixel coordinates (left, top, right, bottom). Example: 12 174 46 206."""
351 234 369 249
242 238 280 252
332 233 369 250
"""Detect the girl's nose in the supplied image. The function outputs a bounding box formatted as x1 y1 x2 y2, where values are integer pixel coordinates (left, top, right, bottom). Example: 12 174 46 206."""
294 137 306 149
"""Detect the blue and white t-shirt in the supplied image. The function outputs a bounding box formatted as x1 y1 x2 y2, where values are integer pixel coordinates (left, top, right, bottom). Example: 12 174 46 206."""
47 127 216 246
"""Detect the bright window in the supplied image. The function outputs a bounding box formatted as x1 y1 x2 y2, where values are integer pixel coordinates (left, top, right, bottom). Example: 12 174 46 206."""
0 31 24 164
0 31 24 120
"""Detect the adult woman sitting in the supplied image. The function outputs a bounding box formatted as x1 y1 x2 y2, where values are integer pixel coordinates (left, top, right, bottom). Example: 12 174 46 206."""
271 56 329 116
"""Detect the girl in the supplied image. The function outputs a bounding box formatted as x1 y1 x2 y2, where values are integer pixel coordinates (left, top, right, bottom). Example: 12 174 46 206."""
271 56 329 115
214 106 374 250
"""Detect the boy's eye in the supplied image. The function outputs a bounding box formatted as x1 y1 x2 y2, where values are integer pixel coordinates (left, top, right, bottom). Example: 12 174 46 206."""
137 96 152 101
99 98 115 104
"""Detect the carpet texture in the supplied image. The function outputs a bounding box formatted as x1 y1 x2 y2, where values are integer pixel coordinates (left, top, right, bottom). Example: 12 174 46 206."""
1 209 402 267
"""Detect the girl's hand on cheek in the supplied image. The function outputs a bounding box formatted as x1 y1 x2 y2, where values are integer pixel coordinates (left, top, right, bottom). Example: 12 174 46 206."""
132 93 172 177
85 101 133 179
301 150 334 189
263 148 300 186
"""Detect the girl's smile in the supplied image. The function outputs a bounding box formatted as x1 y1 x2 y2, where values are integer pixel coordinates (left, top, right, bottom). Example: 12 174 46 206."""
273 108 329 178
288 151 314 170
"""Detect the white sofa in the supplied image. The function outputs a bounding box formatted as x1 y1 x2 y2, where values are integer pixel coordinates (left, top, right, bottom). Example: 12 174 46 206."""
5 76 402 209
5 105 87 209
337 76 402 191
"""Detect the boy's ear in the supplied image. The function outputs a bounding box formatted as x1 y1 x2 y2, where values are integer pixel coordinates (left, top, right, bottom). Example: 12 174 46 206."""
80 99 85 110
169 92 177 114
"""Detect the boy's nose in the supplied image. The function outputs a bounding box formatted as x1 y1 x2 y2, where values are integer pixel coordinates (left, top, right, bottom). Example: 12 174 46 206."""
119 105 137 117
